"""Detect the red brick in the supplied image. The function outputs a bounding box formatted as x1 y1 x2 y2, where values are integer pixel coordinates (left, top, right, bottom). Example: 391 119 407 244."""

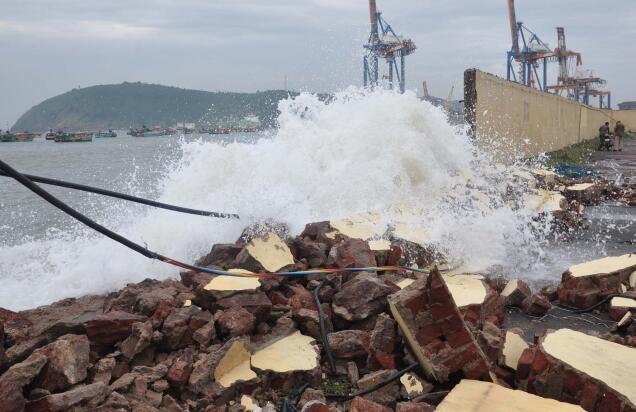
516 348 535 381
580 381 600 411
437 314 465 335
597 390 622 412
446 329 473 349
415 324 441 346
531 350 549 375
463 358 491 380
562 369 582 397
429 302 457 320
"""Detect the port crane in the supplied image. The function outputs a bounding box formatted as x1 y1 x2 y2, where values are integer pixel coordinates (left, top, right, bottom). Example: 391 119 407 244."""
506 1 611 108
363 0 416 93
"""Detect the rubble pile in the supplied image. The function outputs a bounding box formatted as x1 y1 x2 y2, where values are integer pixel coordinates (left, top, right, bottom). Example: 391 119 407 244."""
1 170 635 412
1 218 636 412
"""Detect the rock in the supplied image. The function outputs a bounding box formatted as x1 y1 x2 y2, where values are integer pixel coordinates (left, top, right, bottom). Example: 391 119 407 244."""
348 396 392 412
192 320 216 347
166 348 195 387
216 306 256 338
395 401 435 412
290 285 333 340
31 334 90 392
301 400 330 412
332 273 398 322
388 269 492 382
0 352 48 387
559 254 636 309
436 379 584 411
93 357 116 384
0 383 26 412
161 306 211 351
539 284 559 301
357 369 400 406
85 311 147 355
298 388 327 409
501 279 532 307
151 379 169 392
521 294 551 317
501 330 529 370
292 237 329 268
120 321 153 360
367 313 397 370
135 288 179 316
235 232 295 272
216 292 272 322
26 381 108 412
327 330 371 359
0 308 33 345
608 297 636 321
160 394 184 412
517 329 636 411
196 243 244 269
328 239 377 270
478 321 503 363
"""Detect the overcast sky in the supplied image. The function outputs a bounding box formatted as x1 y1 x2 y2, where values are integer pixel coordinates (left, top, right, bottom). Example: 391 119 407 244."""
1 0 634 128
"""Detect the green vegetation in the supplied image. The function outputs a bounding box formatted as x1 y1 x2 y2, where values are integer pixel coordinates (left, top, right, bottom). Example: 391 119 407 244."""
12 82 312 131
543 138 598 166
319 376 351 397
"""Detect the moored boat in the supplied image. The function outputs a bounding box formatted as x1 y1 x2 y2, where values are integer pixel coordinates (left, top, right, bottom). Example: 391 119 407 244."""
54 131 93 142
95 130 117 138
130 126 172 137
14 132 35 142
1 132 17 142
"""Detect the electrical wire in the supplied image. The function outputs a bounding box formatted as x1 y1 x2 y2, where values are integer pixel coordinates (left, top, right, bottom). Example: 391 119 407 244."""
327 362 420 401
0 169 239 219
314 279 336 375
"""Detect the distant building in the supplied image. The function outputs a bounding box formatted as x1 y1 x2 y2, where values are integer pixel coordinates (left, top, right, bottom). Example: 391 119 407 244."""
618 101 636 110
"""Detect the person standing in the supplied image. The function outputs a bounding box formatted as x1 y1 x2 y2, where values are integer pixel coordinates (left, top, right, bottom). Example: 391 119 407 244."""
614 121 626 152
599 122 611 150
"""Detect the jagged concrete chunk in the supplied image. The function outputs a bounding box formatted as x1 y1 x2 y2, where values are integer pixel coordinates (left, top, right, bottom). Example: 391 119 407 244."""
245 232 294 272
559 254 636 308
436 380 584 411
251 331 318 373
501 331 529 370
443 274 487 308
213 340 256 388
330 212 386 240
501 279 532 307
518 329 636 411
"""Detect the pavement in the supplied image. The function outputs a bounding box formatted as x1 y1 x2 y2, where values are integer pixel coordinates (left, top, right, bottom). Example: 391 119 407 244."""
590 136 636 181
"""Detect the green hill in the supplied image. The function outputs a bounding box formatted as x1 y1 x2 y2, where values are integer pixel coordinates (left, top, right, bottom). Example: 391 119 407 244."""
12 82 301 131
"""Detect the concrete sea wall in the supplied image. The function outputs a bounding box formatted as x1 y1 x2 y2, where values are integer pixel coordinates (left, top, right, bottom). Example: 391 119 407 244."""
464 69 636 160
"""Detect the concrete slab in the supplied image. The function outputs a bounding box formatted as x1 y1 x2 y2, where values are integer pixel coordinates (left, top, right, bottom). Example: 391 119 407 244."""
542 329 636 406
245 232 294 272
251 331 318 373
567 254 636 277
436 380 584 412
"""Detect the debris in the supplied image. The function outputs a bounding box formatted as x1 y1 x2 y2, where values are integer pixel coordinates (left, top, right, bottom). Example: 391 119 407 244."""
399 372 432 399
501 279 532 307
238 232 294 272
251 331 319 373
214 340 257 388
332 273 398 322
564 183 600 205
27 381 108 412
204 270 261 291
388 270 492 382
608 297 636 321
32 334 90 392
327 330 370 359
436 380 584 411
501 330 529 370
559 254 636 308
521 294 551 317
348 396 392 412
518 329 636 410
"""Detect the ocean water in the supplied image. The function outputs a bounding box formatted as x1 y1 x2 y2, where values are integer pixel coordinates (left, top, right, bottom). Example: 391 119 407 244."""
0 89 626 310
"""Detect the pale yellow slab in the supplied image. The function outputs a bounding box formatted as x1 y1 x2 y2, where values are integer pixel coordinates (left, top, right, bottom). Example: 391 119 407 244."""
436 380 585 412
567 254 636 278
443 274 487 307
245 232 294 272
330 212 386 240
610 297 636 308
523 191 564 213
393 222 430 245
251 331 318 373
204 269 261 291
567 183 594 191
368 239 391 251
396 278 415 289
542 329 636 405
214 341 257 388
502 331 529 370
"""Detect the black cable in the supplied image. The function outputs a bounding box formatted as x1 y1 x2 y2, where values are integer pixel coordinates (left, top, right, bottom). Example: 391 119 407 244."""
0 170 239 219
0 159 202 273
314 279 336 375
327 362 419 401
557 293 632 314
282 383 310 412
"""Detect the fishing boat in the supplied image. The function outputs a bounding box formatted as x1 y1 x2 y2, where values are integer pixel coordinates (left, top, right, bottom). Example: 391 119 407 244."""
14 133 35 142
1 132 16 142
45 130 56 140
54 131 93 143
130 126 171 137
95 130 117 138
